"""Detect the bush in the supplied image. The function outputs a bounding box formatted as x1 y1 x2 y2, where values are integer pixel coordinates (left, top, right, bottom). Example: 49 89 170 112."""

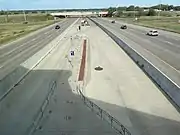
147 8 156 16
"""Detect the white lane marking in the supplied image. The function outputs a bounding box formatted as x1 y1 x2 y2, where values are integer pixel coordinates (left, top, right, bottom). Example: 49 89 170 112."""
164 41 173 45
47 34 53 38
121 29 180 73
102 18 180 73
0 43 26 58
0 40 44 69
137 42 180 74
0 18 78 71
155 38 180 48
125 27 180 49
0 19 75 69
0 35 47 58
0 19 67 50
105 22 180 74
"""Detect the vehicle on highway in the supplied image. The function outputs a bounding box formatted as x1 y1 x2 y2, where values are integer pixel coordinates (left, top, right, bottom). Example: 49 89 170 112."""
121 25 127 29
146 30 159 36
111 20 115 23
55 25 60 29
81 20 85 26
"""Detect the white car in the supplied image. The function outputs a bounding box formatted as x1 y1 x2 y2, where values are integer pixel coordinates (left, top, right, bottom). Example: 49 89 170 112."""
147 30 159 36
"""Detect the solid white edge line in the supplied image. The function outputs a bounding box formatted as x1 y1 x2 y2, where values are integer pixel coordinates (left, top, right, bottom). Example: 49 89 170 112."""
0 18 79 101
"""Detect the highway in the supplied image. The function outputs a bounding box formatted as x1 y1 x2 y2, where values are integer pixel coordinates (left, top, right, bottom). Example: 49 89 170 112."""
93 18 180 86
0 19 117 135
0 18 76 80
0 17 180 135
85 19 180 135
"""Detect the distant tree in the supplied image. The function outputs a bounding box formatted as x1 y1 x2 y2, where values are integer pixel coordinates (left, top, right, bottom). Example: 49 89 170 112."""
114 10 123 17
151 4 160 9
147 8 156 16
168 5 174 10
108 7 116 17
13 12 20 14
117 6 127 11
41 11 46 13
137 8 144 17
32 11 38 14
135 6 140 11
151 4 168 11
126 5 135 11
174 6 180 11
161 4 168 11
0 10 5 15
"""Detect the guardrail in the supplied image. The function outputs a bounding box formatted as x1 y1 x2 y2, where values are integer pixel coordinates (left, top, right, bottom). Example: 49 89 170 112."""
89 18 180 110
77 86 131 135
27 80 57 135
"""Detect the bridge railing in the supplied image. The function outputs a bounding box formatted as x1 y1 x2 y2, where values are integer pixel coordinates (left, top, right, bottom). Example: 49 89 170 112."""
77 86 131 135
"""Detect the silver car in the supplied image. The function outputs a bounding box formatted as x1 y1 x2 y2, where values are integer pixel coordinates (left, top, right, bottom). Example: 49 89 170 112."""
147 30 159 36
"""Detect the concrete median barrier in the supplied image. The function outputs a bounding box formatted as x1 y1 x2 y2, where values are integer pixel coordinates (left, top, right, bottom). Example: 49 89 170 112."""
0 19 79 101
90 18 180 109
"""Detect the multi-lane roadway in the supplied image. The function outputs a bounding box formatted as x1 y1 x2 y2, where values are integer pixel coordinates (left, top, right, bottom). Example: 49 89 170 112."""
0 18 118 135
93 18 180 86
0 18 76 79
85 19 180 135
0 16 180 135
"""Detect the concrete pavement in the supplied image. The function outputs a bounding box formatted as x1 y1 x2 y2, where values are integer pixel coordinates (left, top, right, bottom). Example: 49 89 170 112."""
95 18 180 87
0 18 76 80
84 20 180 135
0 20 117 135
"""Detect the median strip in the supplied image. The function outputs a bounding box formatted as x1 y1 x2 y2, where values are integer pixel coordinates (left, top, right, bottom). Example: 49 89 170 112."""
78 39 87 81
90 17 180 111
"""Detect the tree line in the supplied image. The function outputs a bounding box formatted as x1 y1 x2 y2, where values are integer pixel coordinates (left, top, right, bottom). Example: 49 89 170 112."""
108 4 180 17
0 8 106 15
0 4 179 16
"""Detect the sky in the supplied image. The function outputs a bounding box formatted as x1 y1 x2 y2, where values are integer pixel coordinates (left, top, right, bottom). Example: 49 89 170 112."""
0 0 179 10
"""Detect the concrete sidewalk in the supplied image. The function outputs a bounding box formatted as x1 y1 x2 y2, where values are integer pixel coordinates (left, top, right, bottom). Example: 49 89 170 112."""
84 22 180 135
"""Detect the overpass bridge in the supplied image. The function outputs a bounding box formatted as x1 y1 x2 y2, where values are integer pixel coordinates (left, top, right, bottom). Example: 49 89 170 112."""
50 11 108 17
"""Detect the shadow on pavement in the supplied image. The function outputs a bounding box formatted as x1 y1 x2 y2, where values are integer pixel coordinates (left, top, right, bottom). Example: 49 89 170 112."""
0 66 72 135
0 66 116 135
88 97 180 135
0 65 180 135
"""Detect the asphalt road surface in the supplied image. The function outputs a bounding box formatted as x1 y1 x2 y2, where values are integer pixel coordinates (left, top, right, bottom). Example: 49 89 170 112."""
85 19 180 135
94 18 180 86
0 20 117 135
0 18 76 79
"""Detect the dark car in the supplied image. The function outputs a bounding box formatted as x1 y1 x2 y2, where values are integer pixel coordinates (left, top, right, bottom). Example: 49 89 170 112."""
121 25 127 29
55 25 60 29
111 20 115 23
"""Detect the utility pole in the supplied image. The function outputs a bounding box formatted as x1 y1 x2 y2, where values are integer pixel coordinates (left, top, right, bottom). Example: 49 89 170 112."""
134 5 135 18
23 10 27 22
158 0 162 18
5 9 9 23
